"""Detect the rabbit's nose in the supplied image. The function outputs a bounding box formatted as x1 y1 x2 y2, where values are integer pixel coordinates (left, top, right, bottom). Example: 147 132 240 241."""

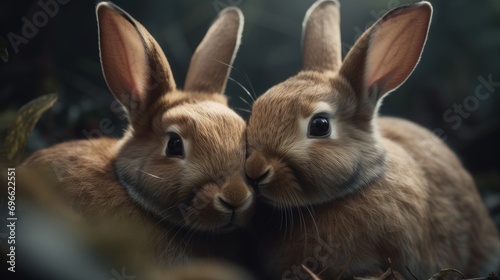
246 167 271 187
217 176 253 211
216 195 252 212
217 196 236 210
245 151 272 183
256 168 271 183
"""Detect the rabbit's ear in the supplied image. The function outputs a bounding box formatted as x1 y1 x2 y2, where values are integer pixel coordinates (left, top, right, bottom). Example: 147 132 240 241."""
184 7 243 94
302 0 342 73
97 2 175 125
339 2 431 106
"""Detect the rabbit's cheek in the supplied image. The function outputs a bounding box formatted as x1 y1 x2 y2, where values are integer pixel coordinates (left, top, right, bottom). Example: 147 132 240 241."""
182 183 233 230
257 159 306 207
177 183 220 229
191 183 219 212
245 150 305 206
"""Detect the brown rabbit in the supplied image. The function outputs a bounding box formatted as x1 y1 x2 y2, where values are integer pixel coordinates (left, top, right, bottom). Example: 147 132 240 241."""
245 1 500 279
20 2 253 265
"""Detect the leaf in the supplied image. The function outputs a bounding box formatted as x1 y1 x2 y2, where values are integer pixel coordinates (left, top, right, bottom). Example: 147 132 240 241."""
428 269 465 280
5 93 58 164
0 109 18 131
0 36 8 62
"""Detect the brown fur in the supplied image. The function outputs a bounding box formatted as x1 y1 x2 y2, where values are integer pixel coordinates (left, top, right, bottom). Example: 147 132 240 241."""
20 2 252 265
245 1 500 279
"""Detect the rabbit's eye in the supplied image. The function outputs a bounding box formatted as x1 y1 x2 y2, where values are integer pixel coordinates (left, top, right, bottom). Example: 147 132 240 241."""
166 133 184 157
308 116 331 138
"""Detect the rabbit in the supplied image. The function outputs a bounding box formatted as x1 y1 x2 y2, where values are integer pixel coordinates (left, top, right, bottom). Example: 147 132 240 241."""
244 0 500 279
20 1 253 266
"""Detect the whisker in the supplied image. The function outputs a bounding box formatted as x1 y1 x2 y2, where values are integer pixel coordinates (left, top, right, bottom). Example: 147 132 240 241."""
136 168 162 180
158 236 168 264
210 56 257 99
290 193 305 237
241 70 257 100
230 76 255 102
297 204 307 250
306 205 320 242
181 226 199 256
234 107 252 113
165 220 191 253
317 263 331 278
154 206 182 226
163 210 196 238
238 95 253 109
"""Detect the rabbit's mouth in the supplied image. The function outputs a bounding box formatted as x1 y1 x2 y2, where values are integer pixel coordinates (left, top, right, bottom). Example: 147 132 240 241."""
218 217 238 232
176 205 251 232
163 183 254 232
212 193 254 230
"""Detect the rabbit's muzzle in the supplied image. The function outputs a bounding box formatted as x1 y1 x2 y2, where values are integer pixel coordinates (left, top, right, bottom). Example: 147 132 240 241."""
245 150 306 208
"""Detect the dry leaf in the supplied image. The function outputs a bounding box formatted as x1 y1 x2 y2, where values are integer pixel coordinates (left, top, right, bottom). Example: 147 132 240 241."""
429 269 465 280
5 93 58 164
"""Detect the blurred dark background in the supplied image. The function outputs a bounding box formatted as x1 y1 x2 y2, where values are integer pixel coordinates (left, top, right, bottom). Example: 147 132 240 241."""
1 0 499 191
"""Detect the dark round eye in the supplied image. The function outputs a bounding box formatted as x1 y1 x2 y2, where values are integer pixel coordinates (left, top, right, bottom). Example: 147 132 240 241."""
166 133 183 157
308 116 331 137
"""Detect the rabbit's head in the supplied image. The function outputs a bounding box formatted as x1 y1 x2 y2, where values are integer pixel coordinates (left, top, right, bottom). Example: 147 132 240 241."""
246 1 432 207
97 3 252 230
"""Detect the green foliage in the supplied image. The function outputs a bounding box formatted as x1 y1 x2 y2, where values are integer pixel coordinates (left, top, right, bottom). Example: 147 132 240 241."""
3 94 57 165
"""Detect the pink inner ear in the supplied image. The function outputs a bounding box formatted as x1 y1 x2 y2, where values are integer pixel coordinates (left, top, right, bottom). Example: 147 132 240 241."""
365 5 431 97
98 6 148 106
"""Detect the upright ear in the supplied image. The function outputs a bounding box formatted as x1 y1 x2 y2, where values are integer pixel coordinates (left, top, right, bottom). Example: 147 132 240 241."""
97 2 175 127
302 0 342 73
184 7 243 94
339 2 432 107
